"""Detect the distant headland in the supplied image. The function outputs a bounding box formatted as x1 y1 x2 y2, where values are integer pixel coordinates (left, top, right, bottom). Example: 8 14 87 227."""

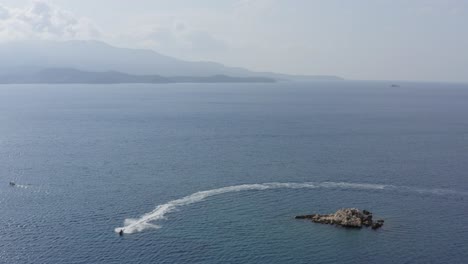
0 68 276 84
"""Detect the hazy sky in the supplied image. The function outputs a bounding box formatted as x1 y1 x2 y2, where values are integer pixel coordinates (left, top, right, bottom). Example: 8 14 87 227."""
1 0 467 82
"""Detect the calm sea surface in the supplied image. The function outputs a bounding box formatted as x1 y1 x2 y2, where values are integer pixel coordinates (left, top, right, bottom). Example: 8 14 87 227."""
1 81 468 263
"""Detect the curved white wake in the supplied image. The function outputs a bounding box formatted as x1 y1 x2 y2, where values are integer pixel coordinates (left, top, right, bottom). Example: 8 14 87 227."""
115 181 467 234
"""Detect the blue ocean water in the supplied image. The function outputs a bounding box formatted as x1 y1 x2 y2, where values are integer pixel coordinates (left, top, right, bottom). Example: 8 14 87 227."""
1 81 468 263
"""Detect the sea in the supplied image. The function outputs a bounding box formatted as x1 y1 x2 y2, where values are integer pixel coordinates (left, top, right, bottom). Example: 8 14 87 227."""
1 81 467 264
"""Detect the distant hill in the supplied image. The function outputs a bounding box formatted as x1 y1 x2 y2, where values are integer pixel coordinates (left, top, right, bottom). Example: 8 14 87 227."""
0 40 343 82
0 68 276 84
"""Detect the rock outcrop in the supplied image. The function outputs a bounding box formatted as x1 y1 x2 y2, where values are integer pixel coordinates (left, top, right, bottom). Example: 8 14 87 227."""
295 208 384 229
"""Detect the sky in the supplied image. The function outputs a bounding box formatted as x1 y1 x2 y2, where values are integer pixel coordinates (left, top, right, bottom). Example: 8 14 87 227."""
0 0 467 82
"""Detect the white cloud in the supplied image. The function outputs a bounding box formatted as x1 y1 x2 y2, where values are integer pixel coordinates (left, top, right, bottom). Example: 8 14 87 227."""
125 20 227 60
0 5 10 20
0 0 100 42
145 25 226 53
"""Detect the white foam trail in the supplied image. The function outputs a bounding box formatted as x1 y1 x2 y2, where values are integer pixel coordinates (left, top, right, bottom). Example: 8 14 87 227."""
115 181 468 234
115 182 381 234
9 183 30 189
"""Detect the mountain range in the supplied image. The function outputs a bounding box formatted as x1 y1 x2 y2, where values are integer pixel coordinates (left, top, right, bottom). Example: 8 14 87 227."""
0 40 343 84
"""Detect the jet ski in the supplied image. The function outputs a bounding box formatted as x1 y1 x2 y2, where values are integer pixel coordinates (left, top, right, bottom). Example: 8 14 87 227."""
9 181 15 187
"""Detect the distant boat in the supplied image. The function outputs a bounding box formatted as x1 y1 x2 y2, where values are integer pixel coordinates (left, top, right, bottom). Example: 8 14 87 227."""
9 181 15 187
391 84 400 87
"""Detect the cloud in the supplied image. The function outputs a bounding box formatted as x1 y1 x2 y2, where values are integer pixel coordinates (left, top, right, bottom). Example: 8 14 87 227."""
135 21 227 59
186 31 227 53
0 0 100 42
0 5 10 20
0 1 227 60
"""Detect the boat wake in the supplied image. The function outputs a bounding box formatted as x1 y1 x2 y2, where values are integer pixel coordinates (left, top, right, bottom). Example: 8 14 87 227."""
9 182 31 189
115 181 467 234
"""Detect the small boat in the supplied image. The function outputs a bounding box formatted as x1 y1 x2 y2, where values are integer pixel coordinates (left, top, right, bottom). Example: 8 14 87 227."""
119 229 124 236
391 84 400 87
9 181 15 187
